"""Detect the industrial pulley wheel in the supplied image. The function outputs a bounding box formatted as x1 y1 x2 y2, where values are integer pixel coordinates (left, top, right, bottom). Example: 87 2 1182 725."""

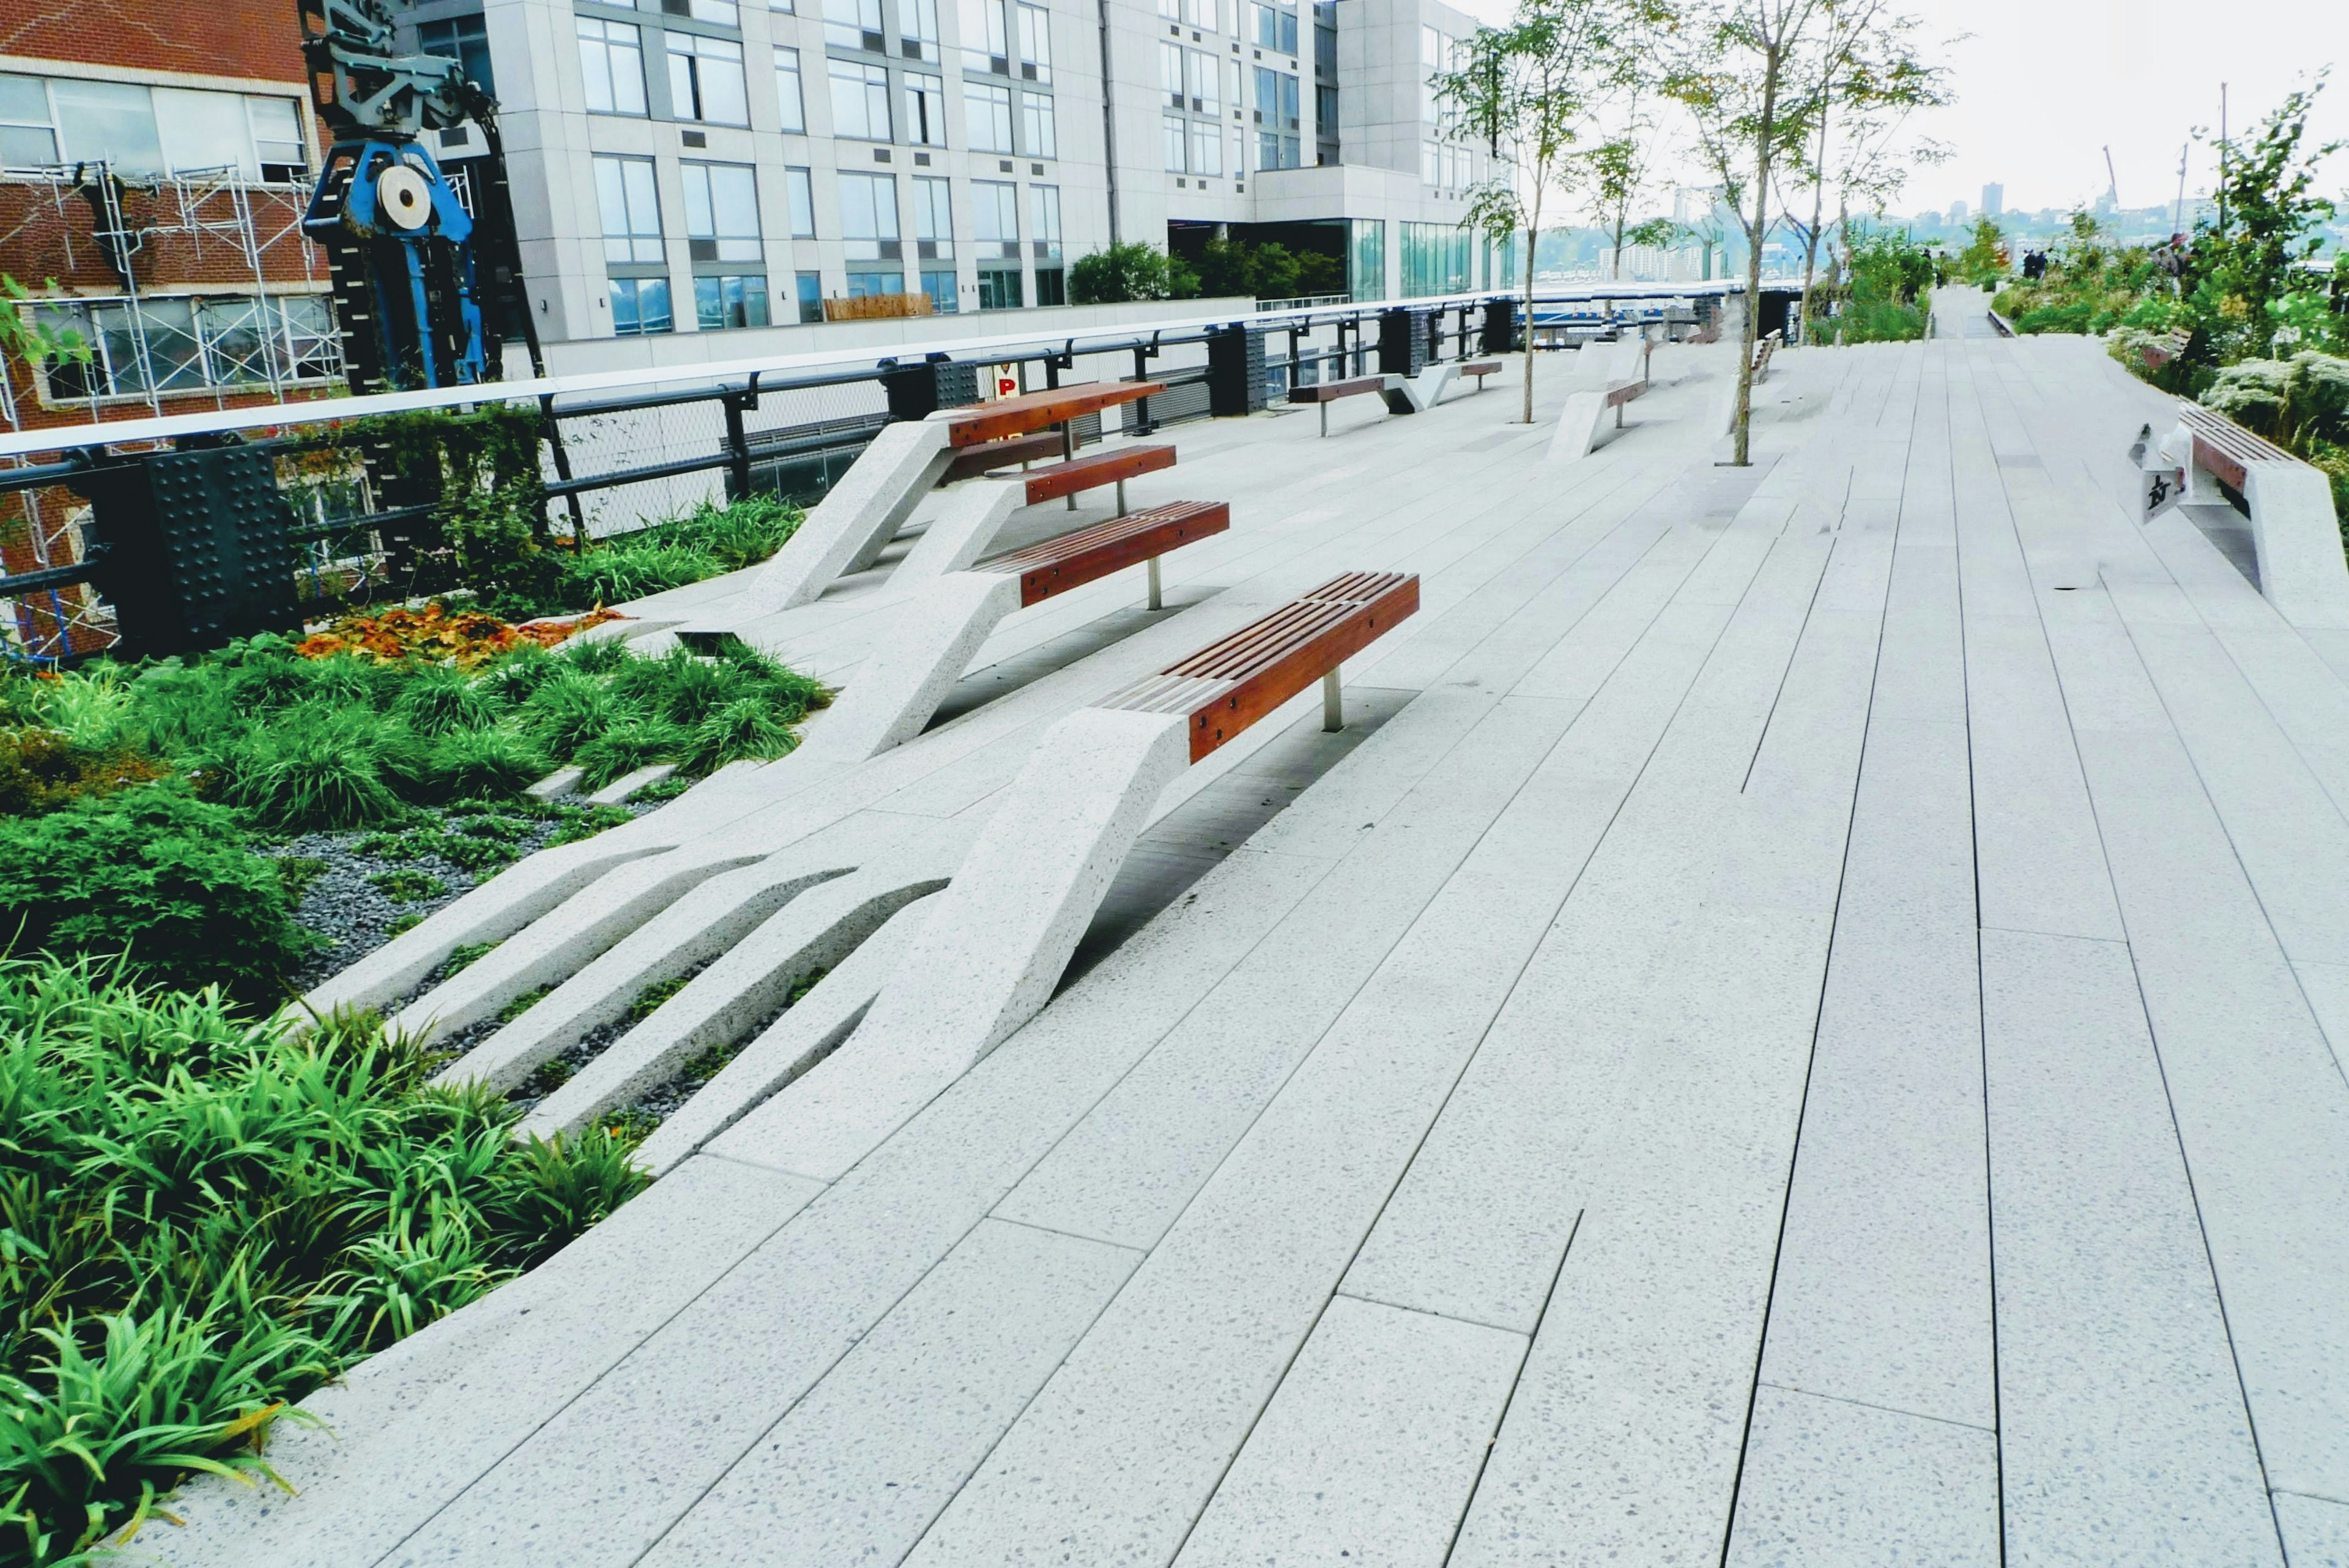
376 164 432 232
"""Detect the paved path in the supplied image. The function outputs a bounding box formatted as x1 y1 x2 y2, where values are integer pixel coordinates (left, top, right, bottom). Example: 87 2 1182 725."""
165 336 2349 1566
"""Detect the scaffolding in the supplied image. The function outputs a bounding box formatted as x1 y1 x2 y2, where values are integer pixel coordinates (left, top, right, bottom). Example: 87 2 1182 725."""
0 159 333 424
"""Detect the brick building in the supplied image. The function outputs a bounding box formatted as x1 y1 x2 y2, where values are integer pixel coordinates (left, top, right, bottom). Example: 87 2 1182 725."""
0 0 336 652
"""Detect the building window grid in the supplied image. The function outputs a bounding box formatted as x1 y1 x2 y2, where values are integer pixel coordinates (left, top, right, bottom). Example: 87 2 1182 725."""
829 59 892 139
774 46 807 131
960 0 1010 75
610 276 674 334
1016 4 1052 81
577 18 650 115
971 177 1018 259
680 161 762 262
1019 91 1055 157
1253 65 1298 169
901 0 943 61
35 294 340 398
694 273 770 329
913 174 955 259
1028 182 1060 260
667 32 748 124
785 166 816 236
904 72 947 144
825 0 887 52
964 80 1012 152
838 169 902 261
593 154 665 264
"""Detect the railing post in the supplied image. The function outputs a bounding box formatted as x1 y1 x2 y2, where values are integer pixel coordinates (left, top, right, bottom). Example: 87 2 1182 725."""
722 388 752 502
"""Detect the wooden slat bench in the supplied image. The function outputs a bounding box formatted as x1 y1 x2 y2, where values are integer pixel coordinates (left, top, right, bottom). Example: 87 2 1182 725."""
1097 570 1420 758
941 381 1166 446
2164 403 2349 626
2140 328 2192 372
978 500 1228 611
1459 360 1502 393
1751 327 1782 381
941 430 1063 483
1289 374 1392 437
1001 442 1177 507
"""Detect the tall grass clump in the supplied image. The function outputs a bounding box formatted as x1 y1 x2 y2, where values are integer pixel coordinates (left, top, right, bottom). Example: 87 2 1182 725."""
0 955 647 1565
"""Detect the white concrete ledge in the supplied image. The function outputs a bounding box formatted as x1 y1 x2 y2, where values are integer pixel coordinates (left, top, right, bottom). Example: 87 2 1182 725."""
710 705 1192 1180
893 478 1026 582
519 847 959 1140
799 571 1025 764
627 895 933 1176
740 419 957 615
586 764 678 806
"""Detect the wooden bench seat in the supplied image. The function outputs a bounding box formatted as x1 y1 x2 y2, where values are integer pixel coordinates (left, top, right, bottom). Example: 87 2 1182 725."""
941 381 1167 447
1002 442 1176 506
1290 374 1392 437
1460 360 1502 392
1751 328 1781 381
1099 570 1419 759
978 500 1228 610
941 430 1063 484
2161 401 2349 626
2178 404 2296 494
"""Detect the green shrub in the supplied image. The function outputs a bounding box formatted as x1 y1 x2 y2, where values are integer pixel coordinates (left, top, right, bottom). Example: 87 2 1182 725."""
0 956 647 1561
0 785 313 999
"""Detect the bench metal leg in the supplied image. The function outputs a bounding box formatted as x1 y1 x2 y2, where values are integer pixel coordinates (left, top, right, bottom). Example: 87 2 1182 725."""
1063 420 1078 510
1147 555 1162 610
1322 667 1341 732
1616 402 1624 429
1116 478 1127 518
1319 402 1328 439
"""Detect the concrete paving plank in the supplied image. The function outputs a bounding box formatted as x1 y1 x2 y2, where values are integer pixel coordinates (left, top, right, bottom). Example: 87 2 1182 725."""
636 1219 1138 1568
1172 1295 1525 1568
1981 928 2282 1567
1725 1387 1998 1567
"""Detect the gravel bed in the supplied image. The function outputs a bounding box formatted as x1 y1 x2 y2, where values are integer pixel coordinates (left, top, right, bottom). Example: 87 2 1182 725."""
270 797 653 993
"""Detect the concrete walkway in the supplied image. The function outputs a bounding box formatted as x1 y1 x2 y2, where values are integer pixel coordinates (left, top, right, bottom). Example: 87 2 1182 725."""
163 336 2349 1567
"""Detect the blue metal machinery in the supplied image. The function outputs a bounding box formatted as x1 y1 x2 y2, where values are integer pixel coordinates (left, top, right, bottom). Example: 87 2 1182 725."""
297 0 512 390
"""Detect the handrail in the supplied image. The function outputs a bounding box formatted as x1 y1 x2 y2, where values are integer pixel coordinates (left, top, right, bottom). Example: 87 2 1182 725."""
0 281 1751 462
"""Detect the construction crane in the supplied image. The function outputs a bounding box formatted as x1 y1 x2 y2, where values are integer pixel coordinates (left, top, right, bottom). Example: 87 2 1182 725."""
296 0 531 390
2102 146 2121 212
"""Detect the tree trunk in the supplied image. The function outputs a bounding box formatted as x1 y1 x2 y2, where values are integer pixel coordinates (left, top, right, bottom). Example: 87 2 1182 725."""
1611 214 1625 281
1795 110 1828 349
1521 191 1543 425
1732 46 1781 467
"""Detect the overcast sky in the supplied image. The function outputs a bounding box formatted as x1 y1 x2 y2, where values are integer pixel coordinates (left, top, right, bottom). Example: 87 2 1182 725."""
1439 0 2344 221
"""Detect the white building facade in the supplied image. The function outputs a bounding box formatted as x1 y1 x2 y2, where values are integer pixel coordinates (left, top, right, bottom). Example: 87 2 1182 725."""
403 0 1504 351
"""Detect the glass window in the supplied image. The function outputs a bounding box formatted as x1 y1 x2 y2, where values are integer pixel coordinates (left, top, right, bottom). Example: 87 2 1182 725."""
1190 48 1219 113
846 269 904 296
674 0 740 22
680 162 762 261
1190 120 1220 176
1019 91 1054 157
913 174 954 259
971 177 1017 256
154 88 250 177
829 60 891 140
53 78 163 171
577 19 648 115
775 47 806 132
694 273 770 329
1253 0 1294 53
1421 139 1437 185
904 72 946 145
1034 265 1064 306
594 154 664 263
1158 0 1178 19
1162 114 1186 173
796 269 824 322
247 97 306 180
837 170 900 260
0 74 58 166
1313 3 1335 73
1316 83 1336 132
1350 217 1383 301
959 0 1008 72
1182 0 1220 31
963 80 1012 151
418 15 496 97
901 0 941 62
668 33 748 124
610 276 674 334
1028 182 1060 259
1016 4 1050 81
921 268 959 312
1254 67 1297 168
978 266 1022 310
1161 43 1184 108
785 165 815 236
825 0 885 50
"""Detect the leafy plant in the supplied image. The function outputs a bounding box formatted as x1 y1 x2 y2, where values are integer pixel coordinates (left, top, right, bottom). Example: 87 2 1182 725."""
0 785 314 1000
1068 241 1186 305
0 957 648 1562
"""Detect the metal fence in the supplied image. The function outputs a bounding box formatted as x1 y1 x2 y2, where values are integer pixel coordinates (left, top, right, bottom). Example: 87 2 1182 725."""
0 281 1742 663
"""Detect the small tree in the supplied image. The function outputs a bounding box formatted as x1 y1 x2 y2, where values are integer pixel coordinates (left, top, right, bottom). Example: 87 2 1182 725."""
1666 0 1838 464
2187 75 2342 362
1068 242 1177 305
1432 0 1647 424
